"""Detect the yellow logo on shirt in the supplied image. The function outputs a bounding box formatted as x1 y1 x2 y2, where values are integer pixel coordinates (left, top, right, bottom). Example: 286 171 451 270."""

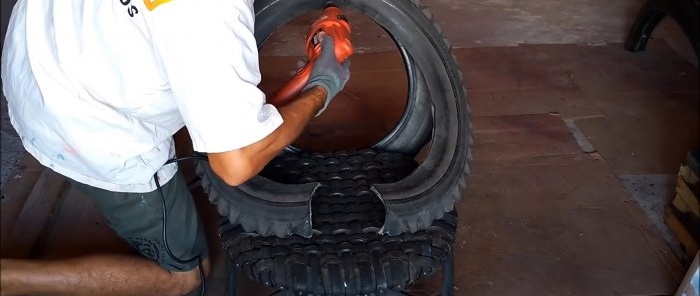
144 0 172 11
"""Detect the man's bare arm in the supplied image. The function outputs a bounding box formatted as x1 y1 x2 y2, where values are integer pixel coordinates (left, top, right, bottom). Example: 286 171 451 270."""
207 86 326 186
206 36 350 186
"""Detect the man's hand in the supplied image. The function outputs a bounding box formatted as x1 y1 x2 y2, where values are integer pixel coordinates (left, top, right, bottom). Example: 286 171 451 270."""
208 37 350 186
303 35 351 116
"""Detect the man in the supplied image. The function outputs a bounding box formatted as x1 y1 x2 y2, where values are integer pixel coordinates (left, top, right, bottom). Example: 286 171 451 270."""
0 0 350 295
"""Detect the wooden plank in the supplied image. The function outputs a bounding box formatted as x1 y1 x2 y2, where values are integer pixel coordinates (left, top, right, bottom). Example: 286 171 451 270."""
36 185 130 259
685 150 700 176
1 154 44 257
672 194 697 217
4 168 69 258
674 179 700 217
471 113 582 160
665 208 700 257
468 87 603 120
455 154 682 295
573 92 699 175
576 42 699 95
679 164 700 199
669 198 700 244
630 207 687 285
591 163 687 285
679 165 699 185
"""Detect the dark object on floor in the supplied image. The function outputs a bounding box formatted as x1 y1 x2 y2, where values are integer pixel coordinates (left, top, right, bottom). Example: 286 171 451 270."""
221 150 457 296
666 149 700 258
625 0 700 59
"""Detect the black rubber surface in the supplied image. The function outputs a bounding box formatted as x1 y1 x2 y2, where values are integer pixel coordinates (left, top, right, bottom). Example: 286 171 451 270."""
221 150 457 295
260 150 416 235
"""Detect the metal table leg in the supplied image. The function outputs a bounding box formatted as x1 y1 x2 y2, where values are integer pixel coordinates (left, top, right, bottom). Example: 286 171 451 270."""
441 250 455 296
226 257 238 296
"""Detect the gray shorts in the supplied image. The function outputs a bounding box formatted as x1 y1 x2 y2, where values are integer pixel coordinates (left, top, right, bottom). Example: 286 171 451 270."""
68 172 209 272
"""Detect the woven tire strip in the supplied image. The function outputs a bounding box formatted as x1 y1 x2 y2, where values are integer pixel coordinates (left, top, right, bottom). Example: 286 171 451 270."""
221 150 457 295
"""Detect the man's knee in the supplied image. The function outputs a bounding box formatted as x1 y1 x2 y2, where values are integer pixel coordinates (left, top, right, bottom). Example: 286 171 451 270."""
167 258 211 296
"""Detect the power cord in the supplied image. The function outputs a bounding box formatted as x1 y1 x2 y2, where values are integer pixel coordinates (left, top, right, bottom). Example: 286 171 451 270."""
154 154 209 296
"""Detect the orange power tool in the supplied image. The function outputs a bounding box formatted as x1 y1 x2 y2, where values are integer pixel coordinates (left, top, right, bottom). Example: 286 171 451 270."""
267 6 353 107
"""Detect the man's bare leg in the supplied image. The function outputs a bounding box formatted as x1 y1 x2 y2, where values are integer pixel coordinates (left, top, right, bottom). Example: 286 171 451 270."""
0 255 210 296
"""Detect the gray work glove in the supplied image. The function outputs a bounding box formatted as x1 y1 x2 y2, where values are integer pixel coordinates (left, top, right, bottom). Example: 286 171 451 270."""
302 35 351 116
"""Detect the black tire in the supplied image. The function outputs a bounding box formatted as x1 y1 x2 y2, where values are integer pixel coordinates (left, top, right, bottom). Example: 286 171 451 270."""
625 0 700 60
220 152 457 295
221 213 457 295
198 0 472 237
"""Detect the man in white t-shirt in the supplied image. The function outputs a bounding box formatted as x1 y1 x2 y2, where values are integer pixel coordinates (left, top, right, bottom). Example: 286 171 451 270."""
0 0 350 295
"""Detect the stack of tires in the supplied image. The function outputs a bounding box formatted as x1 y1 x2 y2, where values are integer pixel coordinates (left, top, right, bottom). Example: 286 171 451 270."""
196 0 472 294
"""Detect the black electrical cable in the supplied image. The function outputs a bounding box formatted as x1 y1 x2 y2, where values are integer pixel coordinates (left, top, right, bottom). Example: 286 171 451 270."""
154 154 209 296
165 155 208 165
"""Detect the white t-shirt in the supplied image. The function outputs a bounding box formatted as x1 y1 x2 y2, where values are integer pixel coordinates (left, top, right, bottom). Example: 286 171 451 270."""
1 0 283 193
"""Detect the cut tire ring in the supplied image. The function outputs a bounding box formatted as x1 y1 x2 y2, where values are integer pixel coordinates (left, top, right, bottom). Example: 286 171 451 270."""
197 0 472 238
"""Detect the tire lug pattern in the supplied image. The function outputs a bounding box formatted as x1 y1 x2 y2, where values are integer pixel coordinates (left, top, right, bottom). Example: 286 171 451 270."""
221 149 458 295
